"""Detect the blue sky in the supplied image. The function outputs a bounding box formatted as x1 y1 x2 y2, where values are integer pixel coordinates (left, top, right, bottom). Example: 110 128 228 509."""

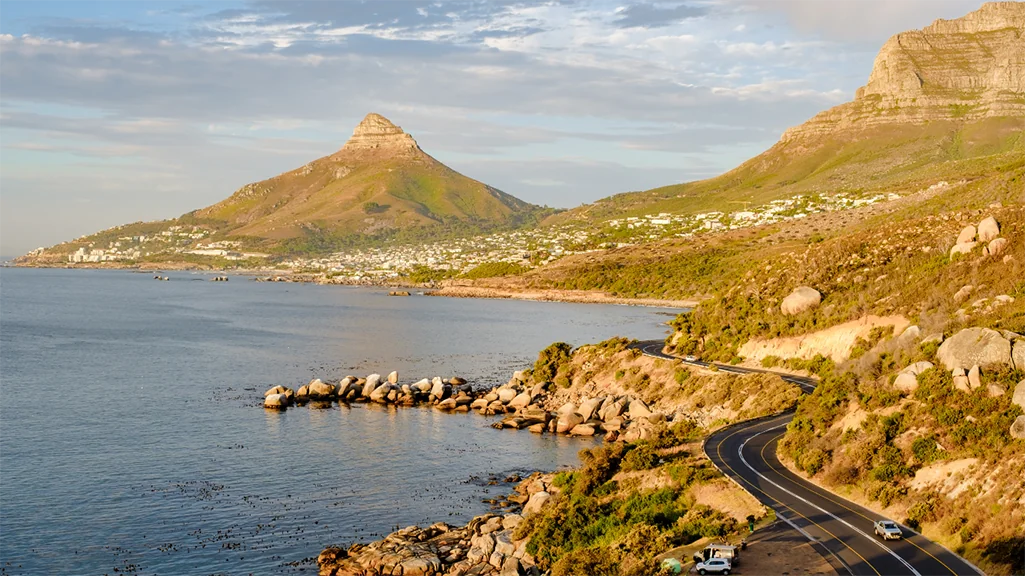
0 0 987 255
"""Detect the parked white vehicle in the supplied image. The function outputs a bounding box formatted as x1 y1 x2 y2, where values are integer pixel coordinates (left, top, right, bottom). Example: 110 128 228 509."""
874 520 903 540
696 557 732 575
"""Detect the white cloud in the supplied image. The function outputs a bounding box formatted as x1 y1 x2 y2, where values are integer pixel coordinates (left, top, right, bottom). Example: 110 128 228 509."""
730 0 985 43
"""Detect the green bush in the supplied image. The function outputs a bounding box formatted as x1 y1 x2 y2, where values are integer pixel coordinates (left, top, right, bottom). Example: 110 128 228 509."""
534 342 573 382
622 445 661 472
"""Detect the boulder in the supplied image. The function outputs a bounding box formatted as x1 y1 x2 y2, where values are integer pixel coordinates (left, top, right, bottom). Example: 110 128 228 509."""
1013 380 1025 410
387 371 399 384
1011 415 1025 440
508 392 532 410
523 491 550 516
512 370 527 382
569 424 597 436
556 412 584 434
413 378 432 393
953 285 973 303
967 365 982 390
264 393 289 409
369 383 393 403
893 372 919 392
988 237 1008 256
502 514 523 531
956 225 977 245
781 286 822 315
904 361 934 376
950 242 977 257
500 556 522 576
977 217 999 242
530 382 548 397
600 400 627 421
471 398 489 410
922 332 944 345
987 384 1005 397
431 379 450 400
366 374 382 388
628 399 653 419
296 384 310 399
578 397 604 421
309 379 337 399
264 385 290 397
494 531 516 556
953 374 971 393
497 388 518 404
557 402 577 415
895 325 921 348
1013 340 1025 371
361 378 379 398
436 398 458 410
937 327 1013 371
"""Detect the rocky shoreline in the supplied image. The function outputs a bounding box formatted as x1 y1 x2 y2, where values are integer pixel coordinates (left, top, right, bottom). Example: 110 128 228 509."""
317 473 556 576
264 369 684 442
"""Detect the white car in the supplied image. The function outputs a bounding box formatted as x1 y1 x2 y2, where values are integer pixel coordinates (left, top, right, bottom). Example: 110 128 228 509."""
874 520 903 540
696 557 732 575
684 355 698 362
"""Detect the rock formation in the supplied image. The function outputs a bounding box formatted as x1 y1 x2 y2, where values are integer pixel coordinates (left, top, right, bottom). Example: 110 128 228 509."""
780 286 822 316
340 113 421 155
783 2 1025 141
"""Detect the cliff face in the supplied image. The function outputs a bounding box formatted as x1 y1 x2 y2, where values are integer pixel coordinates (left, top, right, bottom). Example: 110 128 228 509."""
784 1 1025 141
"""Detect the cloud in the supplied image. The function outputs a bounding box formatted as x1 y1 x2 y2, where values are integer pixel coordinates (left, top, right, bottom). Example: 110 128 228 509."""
730 0 985 43
614 3 708 28
0 0 908 254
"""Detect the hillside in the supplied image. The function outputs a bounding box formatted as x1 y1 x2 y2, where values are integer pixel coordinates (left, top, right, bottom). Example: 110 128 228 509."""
195 113 535 240
15 114 540 267
549 1 1024 227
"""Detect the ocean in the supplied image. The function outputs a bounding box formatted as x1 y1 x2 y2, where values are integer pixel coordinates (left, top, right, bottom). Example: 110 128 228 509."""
0 268 679 575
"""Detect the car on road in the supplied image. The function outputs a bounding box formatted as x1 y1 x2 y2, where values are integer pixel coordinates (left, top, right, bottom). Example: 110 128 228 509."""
874 520 903 540
695 558 731 575
684 355 698 362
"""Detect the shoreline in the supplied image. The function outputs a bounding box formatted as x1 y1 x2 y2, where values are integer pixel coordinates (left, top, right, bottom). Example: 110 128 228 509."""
9 264 698 309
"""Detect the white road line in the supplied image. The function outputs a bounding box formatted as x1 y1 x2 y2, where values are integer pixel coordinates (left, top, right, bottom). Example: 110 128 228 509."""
738 422 922 576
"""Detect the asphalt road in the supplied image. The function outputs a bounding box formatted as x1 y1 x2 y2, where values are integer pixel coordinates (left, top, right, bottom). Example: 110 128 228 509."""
635 340 984 576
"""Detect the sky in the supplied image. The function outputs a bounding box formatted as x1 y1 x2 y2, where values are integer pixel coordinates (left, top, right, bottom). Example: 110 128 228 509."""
0 0 989 256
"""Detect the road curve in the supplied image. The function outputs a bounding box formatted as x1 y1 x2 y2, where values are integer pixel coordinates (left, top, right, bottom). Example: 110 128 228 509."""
634 340 984 576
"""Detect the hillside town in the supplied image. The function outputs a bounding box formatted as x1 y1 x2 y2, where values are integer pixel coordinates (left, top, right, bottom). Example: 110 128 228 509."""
282 189 905 278
44 188 912 276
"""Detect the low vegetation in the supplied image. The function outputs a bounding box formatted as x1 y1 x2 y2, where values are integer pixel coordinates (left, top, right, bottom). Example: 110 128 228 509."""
514 423 755 575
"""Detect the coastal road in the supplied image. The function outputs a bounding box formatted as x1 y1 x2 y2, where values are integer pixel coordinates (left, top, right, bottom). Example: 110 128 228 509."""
634 340 984 576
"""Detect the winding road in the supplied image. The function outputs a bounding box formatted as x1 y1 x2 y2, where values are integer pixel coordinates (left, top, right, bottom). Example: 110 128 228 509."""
635 340 984 576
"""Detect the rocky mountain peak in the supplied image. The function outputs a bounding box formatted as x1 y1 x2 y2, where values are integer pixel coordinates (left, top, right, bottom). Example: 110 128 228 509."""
782 2 1024 141
342 113 420 153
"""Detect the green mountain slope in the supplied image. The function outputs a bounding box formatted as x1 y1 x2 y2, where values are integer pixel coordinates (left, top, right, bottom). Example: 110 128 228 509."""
549 1 1025 226
17 114 541 266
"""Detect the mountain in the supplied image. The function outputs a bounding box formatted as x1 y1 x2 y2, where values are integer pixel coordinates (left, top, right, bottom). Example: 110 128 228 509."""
194 113 536 240
16 113 541 266
551 1 1024 225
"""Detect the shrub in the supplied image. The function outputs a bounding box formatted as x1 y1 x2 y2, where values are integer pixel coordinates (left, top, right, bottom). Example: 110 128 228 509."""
622 445 661 472
551 547 619 576
912 435 940 464
534 342 573 382
761 355 782 368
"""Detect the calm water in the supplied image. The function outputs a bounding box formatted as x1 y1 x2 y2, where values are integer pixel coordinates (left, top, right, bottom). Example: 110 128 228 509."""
0 268 677 576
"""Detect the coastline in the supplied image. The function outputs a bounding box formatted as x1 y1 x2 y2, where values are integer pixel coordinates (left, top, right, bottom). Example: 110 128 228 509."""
9 264 698 309
424 285 698 309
